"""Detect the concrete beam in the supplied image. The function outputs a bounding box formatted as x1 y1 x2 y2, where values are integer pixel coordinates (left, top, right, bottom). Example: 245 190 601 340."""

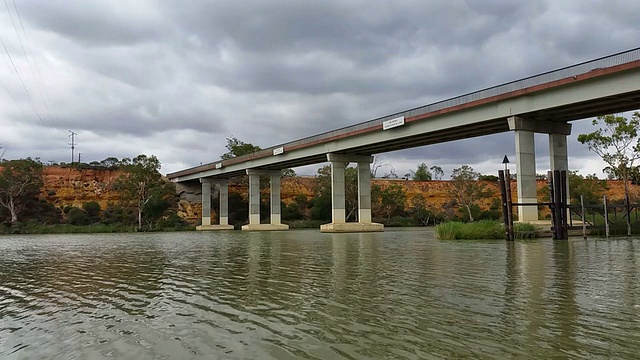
246 169 282 176
508 116 572 135
326 153 374 164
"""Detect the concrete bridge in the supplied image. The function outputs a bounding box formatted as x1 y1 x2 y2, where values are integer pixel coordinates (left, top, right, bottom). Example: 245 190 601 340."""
167 47 640 232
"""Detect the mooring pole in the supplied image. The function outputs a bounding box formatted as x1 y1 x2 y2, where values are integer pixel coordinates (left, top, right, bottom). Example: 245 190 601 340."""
553 170 564 240
603 195 610 238
581 195 587 240
560 170 568 240
505 169 514 241
625 194 632 237
498 170 511 241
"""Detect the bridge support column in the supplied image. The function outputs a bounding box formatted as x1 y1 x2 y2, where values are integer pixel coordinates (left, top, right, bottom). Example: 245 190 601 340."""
242 170 289 231
550 133 571 214
509 117 572 222
197 178 234 230
321 154 383 233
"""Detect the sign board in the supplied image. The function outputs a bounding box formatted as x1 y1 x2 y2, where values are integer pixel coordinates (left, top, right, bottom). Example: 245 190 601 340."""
273 147 284 156
383 116 405 130
215 163 222 169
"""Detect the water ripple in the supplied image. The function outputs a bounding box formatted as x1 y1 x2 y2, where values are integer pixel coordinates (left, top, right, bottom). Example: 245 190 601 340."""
2 232 640 358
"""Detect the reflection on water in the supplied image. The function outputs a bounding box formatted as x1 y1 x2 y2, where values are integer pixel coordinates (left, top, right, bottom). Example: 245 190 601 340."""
1 230 640 358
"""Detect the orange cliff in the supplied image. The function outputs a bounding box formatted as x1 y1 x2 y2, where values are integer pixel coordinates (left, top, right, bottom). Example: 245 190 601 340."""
41 167 123 210
27 167 637 222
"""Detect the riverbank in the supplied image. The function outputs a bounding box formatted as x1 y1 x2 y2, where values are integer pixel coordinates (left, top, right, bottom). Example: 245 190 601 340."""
0 222 195 234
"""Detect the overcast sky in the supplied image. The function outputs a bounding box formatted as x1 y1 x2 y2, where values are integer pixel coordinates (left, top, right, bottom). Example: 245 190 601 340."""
0 1 639 178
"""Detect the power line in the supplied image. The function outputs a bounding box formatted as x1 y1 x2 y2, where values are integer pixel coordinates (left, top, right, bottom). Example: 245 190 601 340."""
8 0 52 117
0 77 30 122
68 131 77 164
0 38 44 123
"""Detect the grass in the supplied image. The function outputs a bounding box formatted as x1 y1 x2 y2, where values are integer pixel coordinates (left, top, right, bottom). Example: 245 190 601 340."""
435 220 504 240
435 220 539 240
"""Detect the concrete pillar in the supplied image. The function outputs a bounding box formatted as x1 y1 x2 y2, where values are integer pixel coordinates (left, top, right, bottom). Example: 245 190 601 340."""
508 116 572 222
200 178 212 226
549 134 568 172
357 161 372 223
321 153 383 233
248 172 261 225
270 174 282 225
242 170 289 231
218 179 230 226
514 129 538 221
331 160 346 224
550 133 570 208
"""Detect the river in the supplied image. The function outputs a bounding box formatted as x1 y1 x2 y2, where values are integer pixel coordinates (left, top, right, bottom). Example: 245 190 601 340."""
1 229 640 359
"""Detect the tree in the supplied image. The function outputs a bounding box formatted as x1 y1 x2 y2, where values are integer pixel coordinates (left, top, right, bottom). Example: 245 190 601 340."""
375 183 406 224
407 163 432 181
115 154 169 231
448 165 493 222
409 194 433 225
577 113 640 203
430 166 444 180
0 159 43 224
221 136 262 160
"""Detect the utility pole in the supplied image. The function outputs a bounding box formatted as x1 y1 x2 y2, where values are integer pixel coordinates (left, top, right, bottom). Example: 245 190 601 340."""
78 152 82 163
68 130 77 164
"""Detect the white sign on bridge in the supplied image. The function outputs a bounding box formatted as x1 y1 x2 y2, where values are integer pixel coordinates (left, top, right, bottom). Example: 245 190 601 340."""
273 147 284 155
383 116 405 130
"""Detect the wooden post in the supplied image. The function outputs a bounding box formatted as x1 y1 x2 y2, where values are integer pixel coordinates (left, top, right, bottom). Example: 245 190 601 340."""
548 171 557 239
581 195 587 239
505 170 514 241
625 194 632 237
604 195 610 238
560 170 568 239
498 170 511 241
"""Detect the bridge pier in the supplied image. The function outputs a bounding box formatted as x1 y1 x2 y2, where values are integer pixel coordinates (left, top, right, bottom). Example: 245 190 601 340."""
242 170 289 231
197 178 234 230
321 154 384 233
508 117 572 222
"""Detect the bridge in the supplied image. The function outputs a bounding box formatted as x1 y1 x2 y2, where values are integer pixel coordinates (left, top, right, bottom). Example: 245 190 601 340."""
167 47 640 232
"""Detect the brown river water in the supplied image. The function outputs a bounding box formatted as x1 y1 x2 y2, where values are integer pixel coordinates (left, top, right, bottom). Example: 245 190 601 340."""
1 229 640 359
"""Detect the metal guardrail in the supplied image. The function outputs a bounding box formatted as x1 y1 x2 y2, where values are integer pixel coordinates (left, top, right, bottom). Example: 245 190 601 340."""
174 47 640 175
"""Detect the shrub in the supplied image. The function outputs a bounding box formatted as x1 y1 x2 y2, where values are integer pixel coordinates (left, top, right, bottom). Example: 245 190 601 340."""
67 207 89 225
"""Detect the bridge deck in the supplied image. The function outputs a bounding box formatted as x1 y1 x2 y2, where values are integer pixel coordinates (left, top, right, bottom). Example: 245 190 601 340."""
168 48 640 182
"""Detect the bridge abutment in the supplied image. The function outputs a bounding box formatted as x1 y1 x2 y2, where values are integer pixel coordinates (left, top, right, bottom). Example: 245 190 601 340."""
321 154 383 233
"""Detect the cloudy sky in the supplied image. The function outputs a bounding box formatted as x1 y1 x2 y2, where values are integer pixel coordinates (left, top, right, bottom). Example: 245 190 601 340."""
0 1 639 178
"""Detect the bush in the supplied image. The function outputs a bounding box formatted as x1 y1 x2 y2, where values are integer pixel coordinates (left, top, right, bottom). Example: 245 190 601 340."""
67 207 89 225
435 220 504 240
83 201 101 223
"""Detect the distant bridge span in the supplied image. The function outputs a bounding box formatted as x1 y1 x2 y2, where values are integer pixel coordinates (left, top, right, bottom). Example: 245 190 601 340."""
167 48 640 232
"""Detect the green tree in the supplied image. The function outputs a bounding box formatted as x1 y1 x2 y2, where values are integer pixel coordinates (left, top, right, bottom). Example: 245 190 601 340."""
409 163 432 181
376 183 407 224
115 154 169 231
0 158 43 224
221 136 262 160
449 165 493 222
83 201 101 223
313 164 360 221
409 193 434 225
577 113 640 203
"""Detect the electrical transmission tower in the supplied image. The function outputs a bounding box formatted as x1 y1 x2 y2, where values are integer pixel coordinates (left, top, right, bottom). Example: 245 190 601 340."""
68 130 77 164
